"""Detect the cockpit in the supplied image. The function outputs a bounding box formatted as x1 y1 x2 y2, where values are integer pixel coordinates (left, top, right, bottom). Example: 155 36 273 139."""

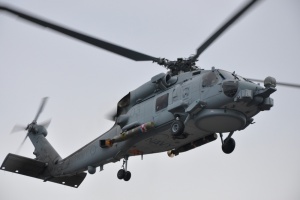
201 69 253 88
217 69 253 84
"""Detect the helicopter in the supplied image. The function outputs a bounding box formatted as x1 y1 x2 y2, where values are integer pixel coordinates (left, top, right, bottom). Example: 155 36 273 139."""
1 0 300 189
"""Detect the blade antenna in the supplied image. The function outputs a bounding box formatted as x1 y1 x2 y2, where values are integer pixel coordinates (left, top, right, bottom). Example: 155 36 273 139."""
192 0 260 61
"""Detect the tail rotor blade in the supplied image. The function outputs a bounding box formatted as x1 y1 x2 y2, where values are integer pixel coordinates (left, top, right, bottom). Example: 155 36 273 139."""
40 119 51 129
33 97 48 123
11 124 26 133
16 134 28 154
10 97 51 154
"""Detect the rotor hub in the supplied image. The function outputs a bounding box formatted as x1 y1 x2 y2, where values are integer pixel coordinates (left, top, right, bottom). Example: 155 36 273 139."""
156 57 199 75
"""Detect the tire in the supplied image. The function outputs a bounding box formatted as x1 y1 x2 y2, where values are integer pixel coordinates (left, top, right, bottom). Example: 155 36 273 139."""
117 169 125 179
222 138 236 154
170 120 185 136
123 171 131 181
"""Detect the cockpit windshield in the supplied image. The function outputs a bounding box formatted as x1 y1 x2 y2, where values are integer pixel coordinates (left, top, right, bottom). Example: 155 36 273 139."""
217 70 251 82
217 70 235 80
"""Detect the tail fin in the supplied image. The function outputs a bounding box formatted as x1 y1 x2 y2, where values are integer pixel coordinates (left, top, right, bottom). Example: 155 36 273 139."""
28 125 62 165
1 127 87 188
1 97 87 187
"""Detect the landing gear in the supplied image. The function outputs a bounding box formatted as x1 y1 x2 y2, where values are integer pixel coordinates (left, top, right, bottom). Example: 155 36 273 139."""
219 132 236 154
117 156 131 181
117 169 125 179
222 138 235 154
170 120 185 136
123 171 131 181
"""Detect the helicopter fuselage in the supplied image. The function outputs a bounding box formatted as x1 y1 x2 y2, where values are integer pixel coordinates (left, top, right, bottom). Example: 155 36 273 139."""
0 1 287 187
52 68 275 176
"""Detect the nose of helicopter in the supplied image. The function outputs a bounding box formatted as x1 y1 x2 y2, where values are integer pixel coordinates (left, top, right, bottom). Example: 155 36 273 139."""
231 76 276 105
194 76 277 133
222 75 277 99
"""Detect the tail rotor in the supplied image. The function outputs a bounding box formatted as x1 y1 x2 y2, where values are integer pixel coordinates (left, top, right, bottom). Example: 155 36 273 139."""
11 97 51 153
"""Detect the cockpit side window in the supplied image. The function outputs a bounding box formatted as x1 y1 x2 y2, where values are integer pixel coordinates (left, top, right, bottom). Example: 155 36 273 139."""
202 71 218 87
156 93 169 112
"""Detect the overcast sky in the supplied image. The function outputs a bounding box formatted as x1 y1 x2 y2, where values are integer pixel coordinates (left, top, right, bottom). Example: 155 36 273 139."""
0 0 299 199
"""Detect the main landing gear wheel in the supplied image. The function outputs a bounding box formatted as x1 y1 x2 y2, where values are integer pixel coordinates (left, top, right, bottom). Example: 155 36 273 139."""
117 169 125 179
219 132 236 154
123 171 131 181
117 156 132 181
170 120 185 136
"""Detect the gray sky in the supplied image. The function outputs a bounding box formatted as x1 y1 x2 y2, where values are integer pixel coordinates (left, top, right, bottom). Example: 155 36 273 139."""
0 0 299 199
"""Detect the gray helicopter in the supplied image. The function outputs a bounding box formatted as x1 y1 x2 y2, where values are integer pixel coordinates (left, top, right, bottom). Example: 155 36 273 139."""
1 0 300 188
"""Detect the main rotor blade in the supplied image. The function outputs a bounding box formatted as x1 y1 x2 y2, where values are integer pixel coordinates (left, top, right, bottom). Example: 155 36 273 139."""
33 97 48 123
248 78 300 89
192 0 260 61
0 5 158 62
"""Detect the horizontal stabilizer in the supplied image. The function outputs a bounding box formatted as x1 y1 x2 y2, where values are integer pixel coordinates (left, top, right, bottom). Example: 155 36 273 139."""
1 153 87 188
1 153 46 178
47 173 87 188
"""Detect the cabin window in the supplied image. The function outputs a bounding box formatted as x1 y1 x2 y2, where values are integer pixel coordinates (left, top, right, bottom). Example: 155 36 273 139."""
156 93 169 112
